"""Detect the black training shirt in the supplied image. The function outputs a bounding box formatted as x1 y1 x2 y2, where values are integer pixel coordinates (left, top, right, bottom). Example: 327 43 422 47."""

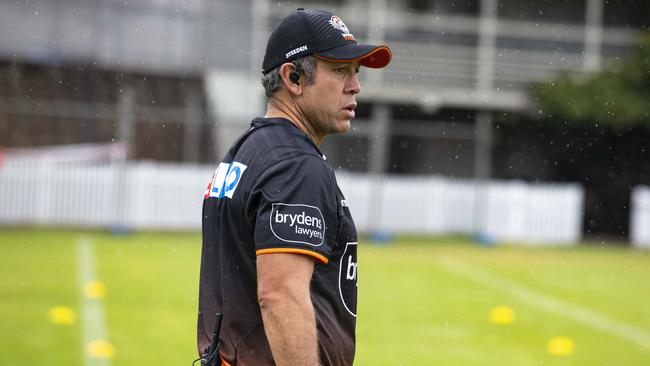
197 117 358 366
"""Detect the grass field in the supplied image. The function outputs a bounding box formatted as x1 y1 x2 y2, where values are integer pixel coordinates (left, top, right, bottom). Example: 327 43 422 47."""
1 229 649 365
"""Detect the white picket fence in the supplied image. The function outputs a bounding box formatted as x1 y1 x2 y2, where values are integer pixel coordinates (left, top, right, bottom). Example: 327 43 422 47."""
631 186 650 248
0 162 207 230
0 161 584 244
336 174 583 244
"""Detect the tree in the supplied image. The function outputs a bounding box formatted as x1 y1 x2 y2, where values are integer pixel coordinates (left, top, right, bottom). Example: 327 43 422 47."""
532 34 650 129
494 34 650 238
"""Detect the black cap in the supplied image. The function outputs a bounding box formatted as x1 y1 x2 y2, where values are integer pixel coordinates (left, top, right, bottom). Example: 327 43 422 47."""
262 8 392 74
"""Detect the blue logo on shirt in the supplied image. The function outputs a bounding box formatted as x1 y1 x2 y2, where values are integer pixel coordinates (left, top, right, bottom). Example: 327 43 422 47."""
206 161 248 199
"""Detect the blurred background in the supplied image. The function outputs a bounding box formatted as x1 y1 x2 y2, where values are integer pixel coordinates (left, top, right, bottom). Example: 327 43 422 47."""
1 0 649 365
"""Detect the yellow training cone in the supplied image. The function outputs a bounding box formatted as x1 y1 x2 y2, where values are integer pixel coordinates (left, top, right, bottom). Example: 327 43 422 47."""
48 306 77 325
546 336 575 356
84 280 107 299
87 340 115 359
489 305 516 325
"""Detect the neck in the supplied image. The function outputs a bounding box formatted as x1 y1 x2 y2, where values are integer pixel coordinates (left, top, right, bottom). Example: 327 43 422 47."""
265 96 322 145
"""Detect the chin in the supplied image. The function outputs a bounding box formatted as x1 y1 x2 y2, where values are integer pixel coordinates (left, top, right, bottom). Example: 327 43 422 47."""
336 120 351 134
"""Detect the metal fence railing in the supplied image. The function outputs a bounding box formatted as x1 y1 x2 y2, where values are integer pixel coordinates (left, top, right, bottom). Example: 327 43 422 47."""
0 161 584 244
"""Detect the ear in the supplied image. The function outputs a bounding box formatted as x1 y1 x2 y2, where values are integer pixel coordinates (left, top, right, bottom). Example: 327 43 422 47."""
279 63 303 96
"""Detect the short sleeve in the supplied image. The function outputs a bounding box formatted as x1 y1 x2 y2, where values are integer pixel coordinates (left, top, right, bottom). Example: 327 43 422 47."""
250 155 336 264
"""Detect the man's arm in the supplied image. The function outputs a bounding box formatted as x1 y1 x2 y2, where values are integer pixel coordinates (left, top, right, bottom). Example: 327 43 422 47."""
257 252 319 366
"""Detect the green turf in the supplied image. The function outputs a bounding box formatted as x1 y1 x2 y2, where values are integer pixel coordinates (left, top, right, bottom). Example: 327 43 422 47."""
1 229 649 365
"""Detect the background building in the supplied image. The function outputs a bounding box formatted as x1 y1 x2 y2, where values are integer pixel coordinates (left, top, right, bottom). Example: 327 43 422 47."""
1 0 648 238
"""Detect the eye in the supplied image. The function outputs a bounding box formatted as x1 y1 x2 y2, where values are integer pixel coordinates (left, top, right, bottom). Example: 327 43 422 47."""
334 67 346 74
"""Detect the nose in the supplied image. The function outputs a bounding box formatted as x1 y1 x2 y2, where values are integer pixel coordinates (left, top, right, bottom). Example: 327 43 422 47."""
345 73 361 95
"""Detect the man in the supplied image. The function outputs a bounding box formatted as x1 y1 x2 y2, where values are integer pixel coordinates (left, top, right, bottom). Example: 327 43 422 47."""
197 8 391 366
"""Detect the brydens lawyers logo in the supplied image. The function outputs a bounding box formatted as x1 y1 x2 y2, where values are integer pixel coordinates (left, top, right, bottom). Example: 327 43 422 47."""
339 241 358 317
204 161 247 199
328 15 356 41
270 203 325 246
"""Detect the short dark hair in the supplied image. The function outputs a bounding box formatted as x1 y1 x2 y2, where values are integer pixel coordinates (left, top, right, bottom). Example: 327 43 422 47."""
261 55 316 98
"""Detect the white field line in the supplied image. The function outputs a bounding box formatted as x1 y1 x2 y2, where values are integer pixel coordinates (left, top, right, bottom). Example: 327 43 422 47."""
438 256 650 350
77 237 111 366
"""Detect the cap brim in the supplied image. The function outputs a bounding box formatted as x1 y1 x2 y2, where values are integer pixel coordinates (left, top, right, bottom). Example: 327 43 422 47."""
315 44 392 68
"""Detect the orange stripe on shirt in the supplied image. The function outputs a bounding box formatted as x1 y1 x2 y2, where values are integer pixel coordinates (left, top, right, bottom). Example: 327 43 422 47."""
256 248 329 264
220 355 232 366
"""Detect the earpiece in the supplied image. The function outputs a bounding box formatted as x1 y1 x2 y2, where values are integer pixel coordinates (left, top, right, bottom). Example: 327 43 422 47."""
289 61 301 84
289 68 300 84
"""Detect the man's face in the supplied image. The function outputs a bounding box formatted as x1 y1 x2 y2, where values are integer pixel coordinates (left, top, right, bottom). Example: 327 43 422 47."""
299 59 361 140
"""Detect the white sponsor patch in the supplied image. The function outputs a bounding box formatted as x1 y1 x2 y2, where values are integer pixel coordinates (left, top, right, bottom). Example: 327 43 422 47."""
270 203 325 246
207 161 247 199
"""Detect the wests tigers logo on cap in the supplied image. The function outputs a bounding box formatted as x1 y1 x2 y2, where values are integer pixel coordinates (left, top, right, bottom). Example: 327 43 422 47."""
328 15 356 41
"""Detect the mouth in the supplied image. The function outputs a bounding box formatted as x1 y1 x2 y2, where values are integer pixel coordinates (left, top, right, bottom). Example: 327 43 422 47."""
342 103 357 118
